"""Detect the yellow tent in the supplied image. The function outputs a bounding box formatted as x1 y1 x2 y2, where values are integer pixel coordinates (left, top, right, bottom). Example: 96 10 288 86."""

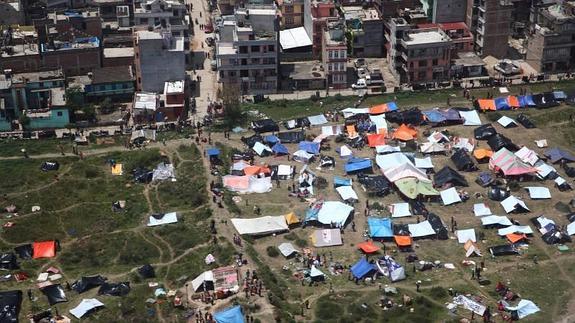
284 212 300 225
111 164 123 176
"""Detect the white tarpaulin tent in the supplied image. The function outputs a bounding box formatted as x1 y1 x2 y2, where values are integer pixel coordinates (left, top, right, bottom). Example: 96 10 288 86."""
321 125 343 136
231 216 288 235
497 116 517 128
453 295 486 316
440 187 462 205
534 160 556 178
307 114 328 126
459 110 482 126
555 176 567 186
535 139 548 148
278 165 293 177
293 150 314 163
336 186 358 201
310 266 325 278
253 142 272 156
147 212 178 227
311 228 343 247
534 216 555 234
278 242 298 257
453 137 474 152
389 203 411 218
191 271 215 291
375 145 401 154
339 145 353 158
376 153 413 171
408 221 435 237
369 115 388 133
223 175 273 194
505 300 540 319
567 222 575 236
473 203 492 217
501 196 529 213
498 225 534 236
481 215 513 226
427 131 449 143
525 187 551 199
69 299 105 319
317 201 354 225
384 163 428 182
456 229 477 243
420 142 446 153
152 163 175 181
515 147 539 166
341 108 369 118
415 157 434 169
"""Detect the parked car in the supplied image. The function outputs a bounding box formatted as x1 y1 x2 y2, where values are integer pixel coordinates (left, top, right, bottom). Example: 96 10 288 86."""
494 60 522 76
352 78 367 89
366 69 384 85
357 67 369 79
354 58 366 68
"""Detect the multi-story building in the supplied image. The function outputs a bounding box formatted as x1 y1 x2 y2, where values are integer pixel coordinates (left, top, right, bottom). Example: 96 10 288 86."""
341 6 384 57
47 9 103 40
0 69 70 131
134 30 186 92
322 22 347 89
304 0 337 58
376 0 420 18
466 0 512 57
68 65 135 100
420 0 468 23
39 37 102 76
526 3 575 73
0 0 25 25
216 8 279 94
385 17 411 80
133 0 189 38
389 27 452 84
419 22 474 53
278 0 304 29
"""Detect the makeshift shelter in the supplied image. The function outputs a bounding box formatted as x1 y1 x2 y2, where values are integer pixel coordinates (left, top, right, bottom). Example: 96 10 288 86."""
293 150 314 163
152 163 175 181
231 216 288 235
488 186 510 201
223 175 272 194
473 203 492 217
271 143 289 155
517 114 536 128
214 305 244 323
33 241 57 259
456 229 476 243
277 131 305 143
476 171 496 187
392 124 418 141
333 176 352 187
310 229 343 247
251 119 279 133
147 212 178 227
307 114 328 126
368 217 393 238
474 124 497 140
376 145 401 154
284 212 300 225
0 290 22 322
394 235 412 248
395 178 439 199
434 166 468 187
338 145 353 158
40 161 60 172
351 258 377 279
506 233 527 244
525 187 551 199
367 134 386 147
138 264 155 278
464 240 482 257
376 153 414 171
490 148 536 176
453 137 475 152
98 282 131 296
532 93 559 108
505 300 540 319
298 141 320 155
369 102 398 114
370 114 388 134
69 298 104 319
322 125 343 136
497 116 517 128
544 148 575 164
357 241 380 253
489 245 519 256
427 213 449 240
459 110 482 126
440 187 462 205
481 215 513 227
13 244 33 260
488 134 518 152
0 252 18 270
278 243 298 257
206 148 221 158
345 157 372 174
408 221 435 238
310 201 354 225
415 157 434 169
515 147 539 166
424 108 463 126
494 97 512 110
473 148 493 162
389 203 411 218
357 174 391 196
501 196 529 213
451 149 477 171
41 284 67 305
386 108 424 125
71 276 107 294
384 162 428 182
517 95 535 107
556 176 572 191
336 185 359 201
420 142 446 154
476 99 496 111
252 142 273 156
376 255 406 282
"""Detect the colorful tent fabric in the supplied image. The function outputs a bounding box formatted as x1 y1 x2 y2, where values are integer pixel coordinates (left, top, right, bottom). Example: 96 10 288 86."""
369 114 388 133
346 125 359 138
544 148 575 163
369 102 398 114
243 166 270 176
367 134 386 147
214 305 244 323
367 217 393 238
223 175 272 194
345 157 372 174
392 124 417 141
494 97 510 110
395 178 438 199
473 148 493 160
518 95 535 107
111 163 123 175
284 212 300 225
490 148 536 176
464 240 482 257
272 143 289 155
383 163 428 182
206 148 220 156
394 235 412 247
357 241 380 253
506 233 527 243
515 147 538 165
33 241 56 259
298 141 320 155
507 96 520 108
477 99 496 111
351 258 377 279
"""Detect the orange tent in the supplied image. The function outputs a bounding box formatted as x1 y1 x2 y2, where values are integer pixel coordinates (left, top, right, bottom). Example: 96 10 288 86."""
392 124 418 141
506 233 527 244
33 241 57 259
477 99 496 111
507 96 520 109
243 166 271 176
366 134 386 147
357 240 380 253
394 235 412 247
346 125 358 138
369 104 390 115
473 148 493 160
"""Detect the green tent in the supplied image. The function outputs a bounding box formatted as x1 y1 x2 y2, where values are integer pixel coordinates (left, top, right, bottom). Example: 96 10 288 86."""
395 178 439 199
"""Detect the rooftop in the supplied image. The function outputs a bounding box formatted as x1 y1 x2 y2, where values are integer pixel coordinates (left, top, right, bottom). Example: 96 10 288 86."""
41 37 100 52
12 70 64 83
235 7 277 16
279 27 312 50
103 47 134 58
93 66 134 83
281 61 325 80
403 30 450 46
544 4 575 20
134 92 158 110
342 6 381 22
216 43 236 55
164 80 185 94
453 51 485 67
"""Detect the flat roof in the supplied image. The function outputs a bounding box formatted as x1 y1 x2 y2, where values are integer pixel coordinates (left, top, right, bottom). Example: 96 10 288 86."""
164 80 185 94
103 47 134 58
279 27 312 50
404 30 449 46
12 70 63 83
217 43 236 55
454 52 485 67
92 66 134 83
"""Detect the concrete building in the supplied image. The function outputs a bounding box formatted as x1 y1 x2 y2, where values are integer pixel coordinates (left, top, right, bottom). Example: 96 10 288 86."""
278 0 304 29
103 47 135 67
0 0 25 25
322 22 347 89
341 6 384 57
216 8 279 94
133 0 189 38
280 61 326 90
68 65 135 100
385 17 411 81
46 9 103 40
526 3 575 73
304 0 337 58
134 30 186 92
419 22 474 53
39 37 102 76
420 0 467 23
376 0 421 18
160 80 186 120
467 0 512 57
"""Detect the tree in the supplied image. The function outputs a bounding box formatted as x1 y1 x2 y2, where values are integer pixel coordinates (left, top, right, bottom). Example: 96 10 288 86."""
217 83 246 129
65 85 84 111
18 114 30 130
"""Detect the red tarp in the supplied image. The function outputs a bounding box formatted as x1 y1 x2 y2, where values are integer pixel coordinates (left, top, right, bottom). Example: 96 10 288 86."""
33 241 56 259
477 99 496 111
243 166 270 176
366 134 386 147
369 104 391 115
506 233 527 243
357 241 380 253
394 235 412 247
507 96 520 109
392 124 418 141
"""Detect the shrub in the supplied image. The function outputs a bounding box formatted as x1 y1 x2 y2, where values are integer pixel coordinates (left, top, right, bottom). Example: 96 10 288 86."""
315 177 328 189
334 93 343 101
266 246 280 258
295 238 308 248
284 233 298 241
486 112 502 123
84 168 100 178
428 286 448 299
310 94 319 102
370 202 385 210
508 181 521 192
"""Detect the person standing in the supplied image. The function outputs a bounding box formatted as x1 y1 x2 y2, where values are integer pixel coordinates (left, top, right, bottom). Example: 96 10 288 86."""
416 280 421 292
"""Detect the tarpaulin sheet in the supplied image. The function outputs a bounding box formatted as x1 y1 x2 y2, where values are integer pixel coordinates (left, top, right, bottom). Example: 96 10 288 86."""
336 186 358 200
459 110 482 126
307 114 328 126
481 215 512 226
490 148 536 176
420 141 446 153
376 145 401 154
376 153 413 171
223 175 272 194
501 195 529 213
316 201 354 225
147 212 178 227
264 135 279 144
368 217 393 238
278 243 298 257
71 275 107 293
507 233 527 243
392 124 417 141
474 124 497 140
515 147 538 165
351 258 377 279
98 282 130 296
498 225 533 236
440 187 462 205
453 295 486 316
545 148 575 164
414 157 434 169
456 229 476 243
369 102 397 114
206 148 220 156
214 305 244 323
69 298 104 319
321 125 343 136
253 142 272 156
0 253 18 270
338 145 353 158
525 187 551 199
252 119 279 133
357 241 380 253
41 284 67 305
293 150 313 163
384 163 428 182
518 95 535 107
408 221 435 238
497 116 516 128
473 203 491 217
14 244 33 259
342 108 369 118
505 300 540 319
33 241 56 259
0 290 22 322
367 134 386 147
394 235 412 246
277 131 304 143
231 216 288 235
333 176 352 187
298 141 320 154
507 95 520 108
477 99 496 111
369 115 388 133
152 163 175 181
345 158 372 174
310 266 325 278
390 203 411 218
395 178 438 199
495 97 510 110
311 229 343 247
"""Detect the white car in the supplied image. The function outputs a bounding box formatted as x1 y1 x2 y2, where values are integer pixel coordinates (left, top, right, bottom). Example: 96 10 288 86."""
352 79 367 89
357 67 369 79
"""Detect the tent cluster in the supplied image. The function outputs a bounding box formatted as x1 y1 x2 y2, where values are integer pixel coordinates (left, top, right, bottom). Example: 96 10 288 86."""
474 91 567 111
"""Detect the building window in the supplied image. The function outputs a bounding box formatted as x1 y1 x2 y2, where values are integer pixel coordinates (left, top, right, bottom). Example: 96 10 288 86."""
251 58 259 64
57 111 63 117
419 60 427 67
241 59 247 65
239 46 248 53
229 71 236 77
268 45 275 52
432 59 438 66
251 45 260 52
334 51 339 58
285 5 294 13
328 64 332 71
418 71 426 79
285 17 294 25
340 50 346 59
240 70 249 77
328 51 333 59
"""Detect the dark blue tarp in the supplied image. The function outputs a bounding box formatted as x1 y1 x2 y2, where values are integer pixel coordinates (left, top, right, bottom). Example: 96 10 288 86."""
544 148 575 164
214 305 244 323
495 97 510 110
345 158 372 174
368 217 393 238
206 148 220 156
271 143 289 155
298 141 320 154
334 176 352 187
518 95 535 108
351 258 377 279
422 110 446 123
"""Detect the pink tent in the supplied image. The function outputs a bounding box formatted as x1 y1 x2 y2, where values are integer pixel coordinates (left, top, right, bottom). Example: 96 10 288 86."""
489 148 537 176
383 163 428 182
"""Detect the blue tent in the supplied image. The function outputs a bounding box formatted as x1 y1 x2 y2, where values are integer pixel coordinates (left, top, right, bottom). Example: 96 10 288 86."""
518 95 535 108
264 135 280 144
386 102 399 112
368 217 393 238
206 148 220 157
298 141 320 155
345 158 372 174
553 91 567 101
214 305 244 323
350 258 377 279
272 142 289 155
422 110 447 124
544 148 575 164
494 97 510 110
334 176 352 187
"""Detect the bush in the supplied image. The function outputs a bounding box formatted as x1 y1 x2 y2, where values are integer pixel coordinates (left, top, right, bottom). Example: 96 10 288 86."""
486 112 502 122
508 181 521 192
428 286 448 299
370 202 385 210
310 94 319 102
266 246 280 258
315 177 328 189
284 233 298 241
295 238 308 248
84 168 100 178
334 93 343 101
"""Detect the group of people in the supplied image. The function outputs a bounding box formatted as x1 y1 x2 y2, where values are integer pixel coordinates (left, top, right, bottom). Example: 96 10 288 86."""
243 270 263 298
